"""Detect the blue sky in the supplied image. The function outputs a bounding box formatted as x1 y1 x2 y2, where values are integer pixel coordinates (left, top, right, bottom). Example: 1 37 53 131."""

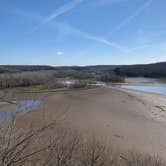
0 0 166 66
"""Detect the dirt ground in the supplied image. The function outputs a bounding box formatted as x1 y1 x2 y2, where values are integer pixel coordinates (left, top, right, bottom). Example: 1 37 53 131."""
2 87 166 158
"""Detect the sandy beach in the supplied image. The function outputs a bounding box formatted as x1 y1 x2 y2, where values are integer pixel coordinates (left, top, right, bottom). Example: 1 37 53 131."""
4 87 166 158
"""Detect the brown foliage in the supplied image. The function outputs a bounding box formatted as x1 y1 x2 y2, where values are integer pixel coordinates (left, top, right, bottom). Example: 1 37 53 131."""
0 119 165 166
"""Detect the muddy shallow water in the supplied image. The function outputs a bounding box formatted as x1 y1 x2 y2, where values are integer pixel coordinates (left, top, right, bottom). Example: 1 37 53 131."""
115 77 166 96
0 100 43 122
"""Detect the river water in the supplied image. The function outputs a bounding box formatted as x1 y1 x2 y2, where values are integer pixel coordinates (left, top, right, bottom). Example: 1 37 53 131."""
117 77 166 96
0 100 43 122
0 78 166 122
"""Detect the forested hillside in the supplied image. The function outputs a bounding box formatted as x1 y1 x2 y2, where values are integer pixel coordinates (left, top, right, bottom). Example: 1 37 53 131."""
114 62 166 77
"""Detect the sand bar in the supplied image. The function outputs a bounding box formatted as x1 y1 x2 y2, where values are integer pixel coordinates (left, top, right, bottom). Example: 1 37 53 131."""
3 87 166 158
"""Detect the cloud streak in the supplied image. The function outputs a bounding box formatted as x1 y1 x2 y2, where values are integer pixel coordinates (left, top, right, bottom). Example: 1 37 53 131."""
57 22 131 53
97 0 128 5
82 33 130 53
56 51 64 56
32 0 83 32
130 42 166 52
2 2 131 54
107 0 153 36
0 4 43 21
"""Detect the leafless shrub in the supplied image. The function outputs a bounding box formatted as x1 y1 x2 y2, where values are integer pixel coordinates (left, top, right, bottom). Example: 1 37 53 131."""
0 118 165 166
0 71 58 89
120 152 166 166
0 117 58 166
0 92 165 166
79 136 108 166
38 128 80 166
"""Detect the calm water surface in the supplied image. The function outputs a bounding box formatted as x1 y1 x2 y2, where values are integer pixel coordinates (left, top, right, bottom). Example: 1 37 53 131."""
0 100 43 122
119 77 166 96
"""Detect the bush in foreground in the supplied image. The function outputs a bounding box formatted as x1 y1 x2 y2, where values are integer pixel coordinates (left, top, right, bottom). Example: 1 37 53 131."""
0 118 165 166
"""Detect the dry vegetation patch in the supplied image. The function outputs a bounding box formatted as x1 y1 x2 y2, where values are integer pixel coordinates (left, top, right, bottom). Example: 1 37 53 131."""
0 118 165 166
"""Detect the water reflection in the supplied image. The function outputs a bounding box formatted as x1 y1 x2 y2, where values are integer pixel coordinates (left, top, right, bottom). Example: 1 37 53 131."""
0 100 43 122
118 77 166 96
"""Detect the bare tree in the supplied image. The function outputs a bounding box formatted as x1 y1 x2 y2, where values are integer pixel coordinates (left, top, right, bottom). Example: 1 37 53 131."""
0 93 166 166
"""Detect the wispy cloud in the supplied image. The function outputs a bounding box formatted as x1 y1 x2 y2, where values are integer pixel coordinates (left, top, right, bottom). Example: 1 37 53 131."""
32 0 83 32
96 0 128 5
1 2 131 54
56 22 131 53
82 33 131 53
0 4 42 21
56 51 64 56
131 42 166 52
129 28 166 51
107 0 153 36
130 44 153 51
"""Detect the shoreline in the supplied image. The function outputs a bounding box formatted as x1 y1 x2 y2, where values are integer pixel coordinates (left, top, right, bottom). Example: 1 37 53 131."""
111 82 154 86
1 87 166 158
1 86 166 124
113 87 166 124
114 86 166 98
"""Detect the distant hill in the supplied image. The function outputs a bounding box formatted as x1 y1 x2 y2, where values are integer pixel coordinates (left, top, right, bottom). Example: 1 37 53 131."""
0 62 166 78
0 65 55 73
0 65 119 74
0 62 165 89
114 62 166 78
54 65 118 71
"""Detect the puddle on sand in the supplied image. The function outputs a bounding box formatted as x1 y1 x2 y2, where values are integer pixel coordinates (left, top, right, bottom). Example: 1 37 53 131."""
0 100 43 122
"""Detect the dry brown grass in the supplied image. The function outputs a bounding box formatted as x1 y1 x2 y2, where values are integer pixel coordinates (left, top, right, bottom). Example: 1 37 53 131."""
0 92 165 166
0 118 165 166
